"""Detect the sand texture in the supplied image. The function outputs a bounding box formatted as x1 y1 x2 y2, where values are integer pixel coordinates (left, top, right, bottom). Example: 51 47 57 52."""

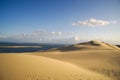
0 40 120 80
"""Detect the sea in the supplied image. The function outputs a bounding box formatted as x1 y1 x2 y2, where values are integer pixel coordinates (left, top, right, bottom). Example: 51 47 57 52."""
0 42 67 53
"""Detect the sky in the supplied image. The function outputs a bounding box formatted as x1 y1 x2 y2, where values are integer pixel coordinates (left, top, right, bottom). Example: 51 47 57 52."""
0 0 120 44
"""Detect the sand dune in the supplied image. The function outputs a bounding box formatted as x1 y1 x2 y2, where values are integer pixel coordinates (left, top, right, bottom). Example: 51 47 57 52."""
0 40 120 80
46 40 120 52
0 54 111 80
87 40 120 51
31 40 120 80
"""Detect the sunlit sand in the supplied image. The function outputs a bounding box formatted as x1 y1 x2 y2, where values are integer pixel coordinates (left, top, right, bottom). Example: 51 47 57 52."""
0 40 120 80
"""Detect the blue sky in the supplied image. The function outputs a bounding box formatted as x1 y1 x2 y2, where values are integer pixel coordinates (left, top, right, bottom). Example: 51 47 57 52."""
0 0 120 44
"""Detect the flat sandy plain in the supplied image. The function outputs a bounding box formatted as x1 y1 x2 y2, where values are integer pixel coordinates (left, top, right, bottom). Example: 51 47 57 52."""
0 40 120 80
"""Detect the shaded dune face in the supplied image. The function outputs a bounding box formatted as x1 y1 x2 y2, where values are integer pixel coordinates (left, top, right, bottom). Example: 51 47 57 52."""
0 54 111 80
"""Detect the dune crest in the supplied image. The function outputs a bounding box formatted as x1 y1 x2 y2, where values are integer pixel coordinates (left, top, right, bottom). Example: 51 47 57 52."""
74 40 120 51
47 40 120 52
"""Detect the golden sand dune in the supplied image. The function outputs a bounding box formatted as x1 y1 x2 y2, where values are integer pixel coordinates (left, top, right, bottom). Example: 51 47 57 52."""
31 40 120 80
0 40 120 80
47 40 120 52
86 40 120 51
0 54 111 80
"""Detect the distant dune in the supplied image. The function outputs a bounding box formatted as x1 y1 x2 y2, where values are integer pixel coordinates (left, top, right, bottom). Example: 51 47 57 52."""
0 40 120 80
45 40 120 52
31 40 120 80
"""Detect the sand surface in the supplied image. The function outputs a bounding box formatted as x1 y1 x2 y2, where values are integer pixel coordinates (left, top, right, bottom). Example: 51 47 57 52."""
0 40 120 80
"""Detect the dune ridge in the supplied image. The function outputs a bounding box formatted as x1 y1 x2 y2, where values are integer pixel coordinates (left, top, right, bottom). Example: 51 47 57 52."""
76 40 120 51
31 40 120 80
46 40 120 52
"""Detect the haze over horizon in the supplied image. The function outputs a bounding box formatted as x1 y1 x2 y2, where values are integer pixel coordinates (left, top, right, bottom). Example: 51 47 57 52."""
0 0 120 44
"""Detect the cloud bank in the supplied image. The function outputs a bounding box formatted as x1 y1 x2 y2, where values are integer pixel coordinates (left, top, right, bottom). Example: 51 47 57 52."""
0 30 82 43
72 18 117 27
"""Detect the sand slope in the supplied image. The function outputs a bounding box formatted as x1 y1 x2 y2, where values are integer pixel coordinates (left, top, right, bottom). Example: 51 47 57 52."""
32 40 120 80
0 40 119 80
0 54 111 80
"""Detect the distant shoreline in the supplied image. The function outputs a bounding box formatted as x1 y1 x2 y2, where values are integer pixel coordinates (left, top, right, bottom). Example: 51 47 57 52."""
0 46 42 48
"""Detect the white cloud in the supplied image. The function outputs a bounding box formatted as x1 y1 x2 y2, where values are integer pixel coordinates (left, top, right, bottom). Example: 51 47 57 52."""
31 32 37 36
58 32 62 35
0 36 5 39
72 18 117 27
51 32 56 35
74 36 80 41
0 30 83 43
51 32 62 35
110 20 118 24
0 35 8 39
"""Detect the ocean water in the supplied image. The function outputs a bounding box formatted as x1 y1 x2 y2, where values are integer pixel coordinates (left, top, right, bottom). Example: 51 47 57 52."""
0 42 67 53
